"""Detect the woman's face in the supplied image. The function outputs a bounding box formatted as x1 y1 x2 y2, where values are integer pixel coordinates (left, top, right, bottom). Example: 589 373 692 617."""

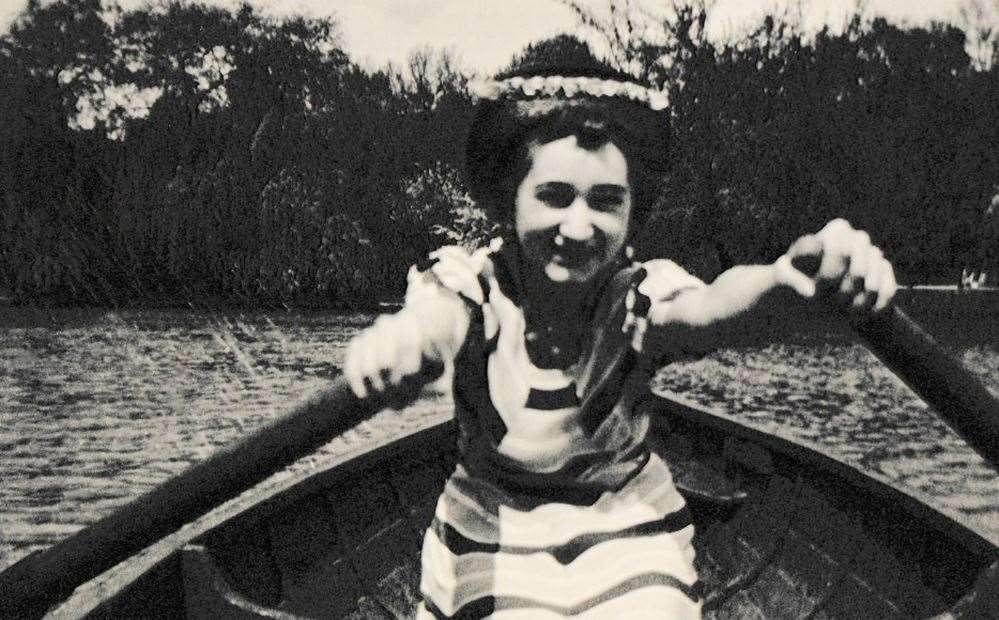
514 135 632 285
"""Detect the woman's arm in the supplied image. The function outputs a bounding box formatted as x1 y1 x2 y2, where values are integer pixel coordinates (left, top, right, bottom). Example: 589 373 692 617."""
649 262 788 327
645 219 897 349
344 249 479 399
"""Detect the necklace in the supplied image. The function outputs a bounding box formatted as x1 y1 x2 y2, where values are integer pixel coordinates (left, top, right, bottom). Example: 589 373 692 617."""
523 312 586 369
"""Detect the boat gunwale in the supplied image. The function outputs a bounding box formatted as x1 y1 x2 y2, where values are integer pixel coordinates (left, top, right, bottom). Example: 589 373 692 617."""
651 388 998 557
43 410 453 619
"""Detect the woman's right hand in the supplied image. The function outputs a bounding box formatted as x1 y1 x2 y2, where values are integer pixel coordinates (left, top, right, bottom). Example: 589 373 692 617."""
344 313 427 399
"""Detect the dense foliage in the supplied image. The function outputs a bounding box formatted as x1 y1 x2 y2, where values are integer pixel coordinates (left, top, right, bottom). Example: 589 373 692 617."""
1 0 996 307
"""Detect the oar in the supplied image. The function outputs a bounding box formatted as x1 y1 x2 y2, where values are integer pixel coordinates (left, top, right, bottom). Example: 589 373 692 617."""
848 305 999 470
788 254 999 470
0 362 442 617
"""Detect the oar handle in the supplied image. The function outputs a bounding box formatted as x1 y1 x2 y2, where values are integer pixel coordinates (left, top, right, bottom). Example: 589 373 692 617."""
0 360 443 617
790 255 999 469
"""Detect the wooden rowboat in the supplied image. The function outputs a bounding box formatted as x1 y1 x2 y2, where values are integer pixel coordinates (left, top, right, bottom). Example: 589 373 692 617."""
20 390 999 618
8 392 996 619
2 306 997 618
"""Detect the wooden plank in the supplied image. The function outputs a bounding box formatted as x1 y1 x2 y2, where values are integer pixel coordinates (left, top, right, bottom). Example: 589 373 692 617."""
387 448 449 536
792 485 863 563
180 546 295 620
820 573 907 620
710 590 768 620
206 519 282 608
729 476 799 558
327 473 411 547
267 499 363 619
343 596 395 619
747 564 812 619
765 530 840 611
327 471 421 616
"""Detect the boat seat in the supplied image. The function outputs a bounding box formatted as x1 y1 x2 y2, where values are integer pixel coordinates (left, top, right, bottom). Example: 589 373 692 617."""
181 544 312 619
668 454 750 506
181 544 397 619
647 430 749 507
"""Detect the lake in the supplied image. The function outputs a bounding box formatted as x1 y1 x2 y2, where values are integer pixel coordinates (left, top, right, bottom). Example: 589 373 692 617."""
1 296 997 572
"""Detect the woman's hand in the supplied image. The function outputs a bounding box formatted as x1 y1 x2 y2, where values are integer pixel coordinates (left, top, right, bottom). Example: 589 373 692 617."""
344 313 427 399
776 218 897 313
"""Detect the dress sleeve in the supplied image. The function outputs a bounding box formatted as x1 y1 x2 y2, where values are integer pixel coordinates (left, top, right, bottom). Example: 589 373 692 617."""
636 259 706 304
405 245 488 307
624 259 706 355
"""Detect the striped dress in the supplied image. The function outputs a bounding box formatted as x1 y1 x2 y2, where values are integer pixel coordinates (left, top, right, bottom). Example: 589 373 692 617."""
407 239 705 618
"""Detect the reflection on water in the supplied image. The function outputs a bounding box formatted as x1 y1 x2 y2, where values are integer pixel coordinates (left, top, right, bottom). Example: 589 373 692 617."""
1 308 997 572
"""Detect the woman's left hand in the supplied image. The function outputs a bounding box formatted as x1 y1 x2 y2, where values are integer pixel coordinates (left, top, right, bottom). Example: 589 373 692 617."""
776 218 897 313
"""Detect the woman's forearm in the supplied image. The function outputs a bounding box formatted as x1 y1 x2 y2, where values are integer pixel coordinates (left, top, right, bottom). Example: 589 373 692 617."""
654 264 779 327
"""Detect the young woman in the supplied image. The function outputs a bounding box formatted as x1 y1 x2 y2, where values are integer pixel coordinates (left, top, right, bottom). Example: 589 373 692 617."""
345 61 896 618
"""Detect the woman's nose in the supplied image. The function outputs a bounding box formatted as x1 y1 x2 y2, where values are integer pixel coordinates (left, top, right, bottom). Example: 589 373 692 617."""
559 197 594 241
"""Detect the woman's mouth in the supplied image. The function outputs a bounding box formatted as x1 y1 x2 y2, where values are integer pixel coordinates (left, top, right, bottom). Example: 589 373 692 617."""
552 237 598 268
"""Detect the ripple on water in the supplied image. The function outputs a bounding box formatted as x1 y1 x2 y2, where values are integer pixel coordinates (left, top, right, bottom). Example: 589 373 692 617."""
654 342 999 547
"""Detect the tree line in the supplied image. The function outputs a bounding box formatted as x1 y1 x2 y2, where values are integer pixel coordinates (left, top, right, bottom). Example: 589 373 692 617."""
1 0 996 308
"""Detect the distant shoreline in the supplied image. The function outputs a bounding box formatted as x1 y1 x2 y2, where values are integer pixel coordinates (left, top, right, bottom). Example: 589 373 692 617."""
901 285 999 292
1 288 997 310
0 291 989 307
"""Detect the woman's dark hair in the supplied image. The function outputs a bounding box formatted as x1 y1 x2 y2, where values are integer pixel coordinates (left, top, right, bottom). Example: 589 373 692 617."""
465 58 671 236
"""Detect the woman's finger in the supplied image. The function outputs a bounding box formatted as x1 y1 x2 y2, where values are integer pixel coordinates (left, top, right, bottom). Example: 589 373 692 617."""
775 254 816 298
817 218 853 238
817 233 850 282
786 234 823 261
874 258 897 312
344 339 367 399
863 247 884 295
844 230 872 295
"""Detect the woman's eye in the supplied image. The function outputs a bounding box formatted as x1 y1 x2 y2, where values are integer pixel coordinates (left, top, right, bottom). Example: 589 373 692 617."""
536 187 575 208
588 192 624 211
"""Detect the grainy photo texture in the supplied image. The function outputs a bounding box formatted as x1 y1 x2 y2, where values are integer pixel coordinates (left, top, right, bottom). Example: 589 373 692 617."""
0 1 997 618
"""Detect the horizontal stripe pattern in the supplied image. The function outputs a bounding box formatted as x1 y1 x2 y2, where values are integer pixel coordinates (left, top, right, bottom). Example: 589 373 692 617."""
421 530 700 614
421 575 702 618
420 455 701 618
525 385 580 410
407 246 708 617
443 456 685 547
431 506 692 564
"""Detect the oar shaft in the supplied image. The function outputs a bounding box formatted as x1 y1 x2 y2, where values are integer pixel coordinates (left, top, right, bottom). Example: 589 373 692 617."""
0 366 437 617
852 307 999 469
789 255 999 469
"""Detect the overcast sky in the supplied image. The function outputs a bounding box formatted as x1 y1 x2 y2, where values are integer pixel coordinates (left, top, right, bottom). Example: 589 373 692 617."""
0 0 982 72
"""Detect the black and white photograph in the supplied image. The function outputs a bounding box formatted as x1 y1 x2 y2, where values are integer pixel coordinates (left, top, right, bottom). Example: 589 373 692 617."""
0 0 997 617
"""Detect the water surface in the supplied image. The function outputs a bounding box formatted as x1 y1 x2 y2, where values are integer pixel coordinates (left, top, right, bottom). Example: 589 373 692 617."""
1 306 996 572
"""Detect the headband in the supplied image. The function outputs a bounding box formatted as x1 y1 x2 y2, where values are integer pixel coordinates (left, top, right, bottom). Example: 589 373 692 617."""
468 75 669 111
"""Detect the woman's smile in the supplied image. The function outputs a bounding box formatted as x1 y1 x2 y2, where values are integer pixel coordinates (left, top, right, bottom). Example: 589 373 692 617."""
551 234 602 267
